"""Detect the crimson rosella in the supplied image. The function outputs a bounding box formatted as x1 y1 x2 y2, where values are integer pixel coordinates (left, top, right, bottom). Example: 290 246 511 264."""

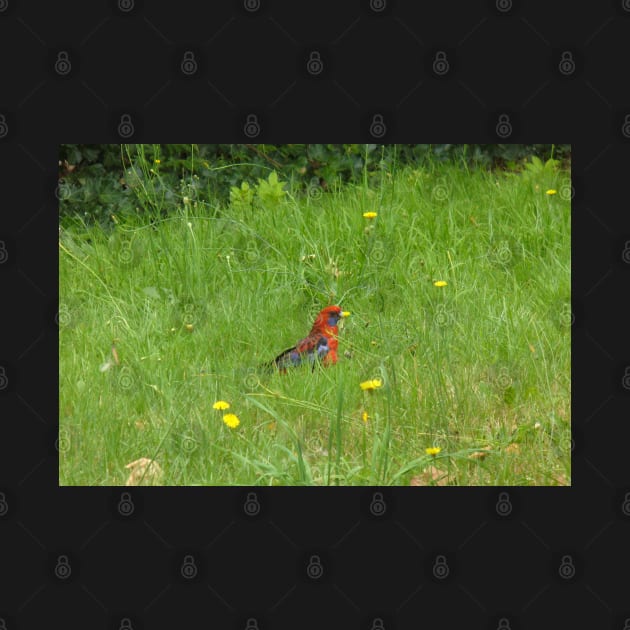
269 305 349 371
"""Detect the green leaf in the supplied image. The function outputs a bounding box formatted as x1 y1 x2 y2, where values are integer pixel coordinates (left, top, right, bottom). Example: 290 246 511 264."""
142 286 160 299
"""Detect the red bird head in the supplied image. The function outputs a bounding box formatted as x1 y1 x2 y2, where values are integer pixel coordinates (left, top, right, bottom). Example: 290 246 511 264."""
309 305 347 336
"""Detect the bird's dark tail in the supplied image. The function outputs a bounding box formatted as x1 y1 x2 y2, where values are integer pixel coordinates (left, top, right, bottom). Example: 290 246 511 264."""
260 336 329 374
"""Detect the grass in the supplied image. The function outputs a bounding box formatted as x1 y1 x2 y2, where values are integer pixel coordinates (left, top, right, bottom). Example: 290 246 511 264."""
59 152 571 486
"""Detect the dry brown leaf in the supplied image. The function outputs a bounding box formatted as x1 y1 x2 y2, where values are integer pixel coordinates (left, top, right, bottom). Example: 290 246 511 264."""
552 473 570 486
125 457 163 486
410 466 450 486
111 341 120 365
469 446 492 460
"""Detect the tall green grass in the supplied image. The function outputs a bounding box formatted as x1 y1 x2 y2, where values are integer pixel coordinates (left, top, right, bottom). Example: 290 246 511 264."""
59 154 570 485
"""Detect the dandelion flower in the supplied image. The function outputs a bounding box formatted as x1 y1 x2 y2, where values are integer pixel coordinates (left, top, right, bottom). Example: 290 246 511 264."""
362 411 369 423
363 211 378 219
546 189 557 195
425 446 441 456
213 400 230 410
433 280 448 287
360 379 383 391
223 413 240 429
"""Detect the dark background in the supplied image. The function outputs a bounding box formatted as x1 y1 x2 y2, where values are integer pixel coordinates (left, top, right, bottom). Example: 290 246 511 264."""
1 1 628 628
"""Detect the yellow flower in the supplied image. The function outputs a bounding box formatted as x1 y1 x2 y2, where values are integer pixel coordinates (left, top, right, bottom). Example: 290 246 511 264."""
360 379 383 391
425 446 441 456
546 189 557 195
363 211 378 219
433 280 447 287
341 311 351 317
154 159 161 164
213 400 230 410
362 411 369 423
223 413 240 429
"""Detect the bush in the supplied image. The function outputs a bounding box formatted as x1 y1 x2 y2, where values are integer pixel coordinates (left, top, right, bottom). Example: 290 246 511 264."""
58 144 571 225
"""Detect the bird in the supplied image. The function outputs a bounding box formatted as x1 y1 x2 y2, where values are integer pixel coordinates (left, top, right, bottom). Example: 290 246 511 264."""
268 305 349 371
